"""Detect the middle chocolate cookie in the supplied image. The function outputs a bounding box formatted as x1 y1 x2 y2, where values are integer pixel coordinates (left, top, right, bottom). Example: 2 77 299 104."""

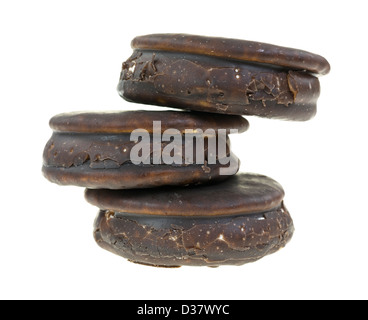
42 110 247 189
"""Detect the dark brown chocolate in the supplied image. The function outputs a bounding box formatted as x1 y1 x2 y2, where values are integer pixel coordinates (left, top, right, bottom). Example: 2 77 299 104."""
131 34 330 75
85 173 284 216
88 173 294 267
94 206 294 267
43 111 244 189
49 110 249 134
118 34 330 121
43 153 239 189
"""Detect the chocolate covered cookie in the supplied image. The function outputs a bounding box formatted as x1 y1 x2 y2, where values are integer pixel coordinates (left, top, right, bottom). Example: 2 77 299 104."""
118 34 330 121
86 173 294 267
43 110 247 189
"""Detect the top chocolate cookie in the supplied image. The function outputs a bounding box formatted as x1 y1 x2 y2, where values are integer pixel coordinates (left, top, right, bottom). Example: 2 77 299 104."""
118 34 330 121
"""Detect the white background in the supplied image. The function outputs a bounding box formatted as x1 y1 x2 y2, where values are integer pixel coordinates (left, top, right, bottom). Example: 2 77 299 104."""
1 0 367 300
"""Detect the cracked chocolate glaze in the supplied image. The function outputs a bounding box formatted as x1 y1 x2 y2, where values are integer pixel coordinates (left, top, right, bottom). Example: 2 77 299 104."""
43 158 238 189
93 203 294 267
43 111 243 189
118 46 324 121
43 133 231 169
43 133 239 189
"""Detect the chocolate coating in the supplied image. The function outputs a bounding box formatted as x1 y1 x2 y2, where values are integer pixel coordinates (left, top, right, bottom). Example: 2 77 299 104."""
89 173 294 267
119 52 319 121
132 34 330 75
94 206 294 267
118 34 329 121
43 153 239 189
85 173 284 216
49 110 249 134
43 111 242 189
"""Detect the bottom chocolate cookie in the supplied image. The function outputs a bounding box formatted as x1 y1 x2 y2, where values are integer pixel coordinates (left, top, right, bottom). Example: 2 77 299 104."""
93 205 293 267
87 173 295 267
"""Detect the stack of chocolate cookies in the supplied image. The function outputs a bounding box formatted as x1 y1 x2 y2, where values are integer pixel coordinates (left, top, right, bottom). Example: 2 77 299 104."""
43 34 329 267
